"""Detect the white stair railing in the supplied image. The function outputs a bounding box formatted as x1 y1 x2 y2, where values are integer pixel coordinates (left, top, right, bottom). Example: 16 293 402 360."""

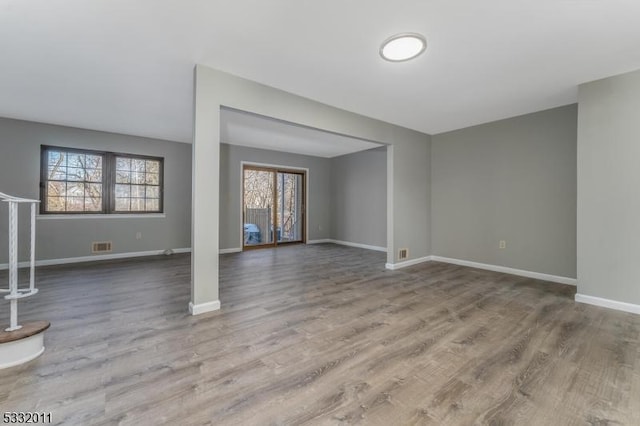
0 192 39 332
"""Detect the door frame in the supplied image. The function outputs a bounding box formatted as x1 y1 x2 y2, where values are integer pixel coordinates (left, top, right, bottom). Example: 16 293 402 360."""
240 161 309 250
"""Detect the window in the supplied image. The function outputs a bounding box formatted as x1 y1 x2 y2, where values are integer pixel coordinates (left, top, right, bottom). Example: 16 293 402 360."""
40 146 163 214
113 156 162 212
42 148 104 213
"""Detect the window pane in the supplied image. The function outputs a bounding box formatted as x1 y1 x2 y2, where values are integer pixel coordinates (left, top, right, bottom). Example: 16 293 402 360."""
131 185 145 198
133 159 146 173
115 184 130 198
145 199 159 211
46 197 65 212
115 198 130 211
85 183 102 197
47 181 66 197
146 186 159 198
145 173 159 185
131 172 145 184
84 197 102 212
116 157 131 171
86 155 102 169
85 168 102 183
146 160 159 174
48 165 67 180
67 182 85 197
131 198 145 211
116 170 130 183
48 151 65 167
67 197 84 211
67 167 85 181
67 153 85 168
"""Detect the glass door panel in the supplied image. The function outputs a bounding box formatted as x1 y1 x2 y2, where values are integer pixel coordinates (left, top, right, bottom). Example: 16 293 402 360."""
243 168 275 247
243 165 305 250
277 172 303 243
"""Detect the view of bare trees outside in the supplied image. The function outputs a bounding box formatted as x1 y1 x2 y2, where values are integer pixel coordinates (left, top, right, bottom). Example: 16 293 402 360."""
43 148 163 214
243 169 275 210
243 168 303 245
46 151 103 212
277 173 302 241
244 169 275 245
114 157 161 212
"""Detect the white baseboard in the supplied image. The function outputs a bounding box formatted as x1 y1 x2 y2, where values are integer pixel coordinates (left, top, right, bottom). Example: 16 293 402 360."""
0 248 192 270
307 239 387 253
307 239 332 244
430 256 577 286
386 256 432 270
575 293 640 315
189 300 221 315
172 248 192 254
220 248 242 254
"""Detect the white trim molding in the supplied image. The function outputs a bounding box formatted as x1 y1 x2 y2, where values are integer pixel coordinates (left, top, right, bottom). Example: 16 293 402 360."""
0 248 192 270
575 294 640 315
220 248 242 254
189 300 221 315
386 256 432 270
307 239 387 253
307 239 332 245
37 213 166 220
171 248 192 254
430 256 577 286
329 239 386 252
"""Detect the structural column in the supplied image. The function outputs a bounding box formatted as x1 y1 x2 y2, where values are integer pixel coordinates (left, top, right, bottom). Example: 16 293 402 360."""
190 66 221 315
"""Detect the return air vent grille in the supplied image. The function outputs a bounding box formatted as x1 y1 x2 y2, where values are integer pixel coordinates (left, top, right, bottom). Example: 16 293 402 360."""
398 248 409 260
92 241 113 253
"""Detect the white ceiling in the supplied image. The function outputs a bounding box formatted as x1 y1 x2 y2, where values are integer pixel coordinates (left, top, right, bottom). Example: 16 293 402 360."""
1 1 640 143
220 108 382 158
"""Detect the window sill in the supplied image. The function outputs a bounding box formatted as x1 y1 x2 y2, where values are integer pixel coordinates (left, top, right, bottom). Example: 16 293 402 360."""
37 213 166 220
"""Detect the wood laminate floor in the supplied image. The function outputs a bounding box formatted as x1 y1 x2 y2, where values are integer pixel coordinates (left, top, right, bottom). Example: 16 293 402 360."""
0 244 639 425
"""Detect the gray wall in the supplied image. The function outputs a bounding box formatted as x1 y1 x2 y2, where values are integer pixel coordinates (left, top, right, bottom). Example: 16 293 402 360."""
577 69 640 305
330 147 387 248
390 131 431 262
219 143 332 250
431 104 577 278
0 117 192 263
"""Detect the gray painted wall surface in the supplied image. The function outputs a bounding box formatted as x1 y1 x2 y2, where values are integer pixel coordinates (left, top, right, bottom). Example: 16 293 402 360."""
330 147 387 248
431 105 577 278
0 117 192 263
577 69 640 305
219 143 331 250
391 132 431 261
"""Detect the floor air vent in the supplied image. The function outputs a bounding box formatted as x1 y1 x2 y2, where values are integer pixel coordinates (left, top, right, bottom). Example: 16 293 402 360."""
92 241 113 253
398 248 409 260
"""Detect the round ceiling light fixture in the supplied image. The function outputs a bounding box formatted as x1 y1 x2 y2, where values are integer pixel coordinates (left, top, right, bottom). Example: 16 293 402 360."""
379 33 427 62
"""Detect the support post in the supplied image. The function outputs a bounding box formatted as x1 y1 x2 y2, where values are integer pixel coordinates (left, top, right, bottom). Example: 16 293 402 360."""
29 203 36 292
7 202 20 332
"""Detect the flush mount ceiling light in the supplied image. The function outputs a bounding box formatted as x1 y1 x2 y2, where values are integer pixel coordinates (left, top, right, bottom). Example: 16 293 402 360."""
379 33 427 62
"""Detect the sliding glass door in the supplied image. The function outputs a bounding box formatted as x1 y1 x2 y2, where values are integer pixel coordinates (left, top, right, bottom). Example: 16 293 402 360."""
243 165 305 249
243 168 276 247
277 172 303 243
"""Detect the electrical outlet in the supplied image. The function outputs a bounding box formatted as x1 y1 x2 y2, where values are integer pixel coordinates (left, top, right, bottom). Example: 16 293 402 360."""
318 225 322 231
499 240 506 249
136 232 142 240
